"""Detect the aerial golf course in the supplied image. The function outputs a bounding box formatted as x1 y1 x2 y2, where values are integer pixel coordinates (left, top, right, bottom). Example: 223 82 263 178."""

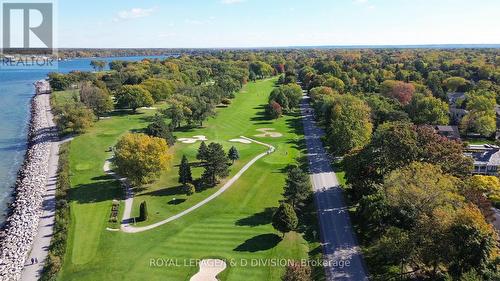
55 78 323 281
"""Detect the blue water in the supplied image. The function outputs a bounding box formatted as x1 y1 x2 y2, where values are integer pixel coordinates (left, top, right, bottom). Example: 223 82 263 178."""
0 55 169 223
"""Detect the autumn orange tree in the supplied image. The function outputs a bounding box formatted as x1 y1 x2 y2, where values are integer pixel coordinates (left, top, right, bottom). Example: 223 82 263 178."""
114 133 172 186
380 80 415 105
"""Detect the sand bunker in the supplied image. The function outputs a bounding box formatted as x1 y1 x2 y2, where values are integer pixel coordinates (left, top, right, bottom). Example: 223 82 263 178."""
190 259 227 281
254 128 283 138
178 135 208 144
229 138 252 144
140 107 157 110
193 135 208 141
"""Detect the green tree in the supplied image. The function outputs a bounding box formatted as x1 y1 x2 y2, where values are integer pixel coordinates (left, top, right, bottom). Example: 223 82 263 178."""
461 111 496 137
140 78 174 102
364 94 409 126
115 85 154 113
139 201 148 221
53 102 95 134
48 72 72 91
178 155 192 185
269 88 290 111
447 205 498 278
114 133 172 186
90 60 106 71
444 77 467 92
283 166 311 209
272 203 298 237
407 93 449 125
196 141 209 162
145 114 175 146
249 61 274 78
416 126 473 178
327 94 373 155
281 84 303 109
163 101 191 129
370 227 415 278
201 142 230 187
384 162 463 225
227 146 240 164
79 82 113 118
309 86 335 101
324 76 345 93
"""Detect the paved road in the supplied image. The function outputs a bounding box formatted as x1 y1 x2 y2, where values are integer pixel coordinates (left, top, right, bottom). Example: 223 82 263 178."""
300 94 369 280
105 136 275 233
20 92 60 281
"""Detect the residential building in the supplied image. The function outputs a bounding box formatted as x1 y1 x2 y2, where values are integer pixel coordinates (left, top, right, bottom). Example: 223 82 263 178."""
435 125 461 140
465 144 500 175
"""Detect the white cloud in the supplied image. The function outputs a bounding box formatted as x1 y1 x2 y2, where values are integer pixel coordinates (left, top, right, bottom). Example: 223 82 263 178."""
114 7 156 21
185 19 203 25
221 0 245 4
353 0 375 10
185 17 215 25
158 32 176 38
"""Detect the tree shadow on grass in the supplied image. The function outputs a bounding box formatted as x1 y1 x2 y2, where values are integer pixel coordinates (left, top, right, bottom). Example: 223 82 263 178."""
107 110 145 117
235 207 276 227
140 185 185 197
250 105 270 122
173 126 196 133
168 198 186 205
91 174 114 181
234 234 281 252
69 180 120 204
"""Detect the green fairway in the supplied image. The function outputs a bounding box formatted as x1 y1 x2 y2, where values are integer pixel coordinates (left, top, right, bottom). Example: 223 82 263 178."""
58 79 321 280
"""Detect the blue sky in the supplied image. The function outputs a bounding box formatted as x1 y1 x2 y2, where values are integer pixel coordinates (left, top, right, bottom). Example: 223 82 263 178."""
57 0 500 48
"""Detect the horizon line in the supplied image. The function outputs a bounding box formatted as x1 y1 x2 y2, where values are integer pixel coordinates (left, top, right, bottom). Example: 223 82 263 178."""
56 44 500 50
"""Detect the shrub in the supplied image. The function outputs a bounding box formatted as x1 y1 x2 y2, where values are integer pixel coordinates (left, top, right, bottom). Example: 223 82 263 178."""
266 100 283 119
183 183 196 196
139 201 148 221
40 142 71 281
282 261 312 281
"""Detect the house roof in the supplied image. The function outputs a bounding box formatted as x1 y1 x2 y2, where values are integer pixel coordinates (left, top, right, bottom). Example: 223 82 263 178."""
466 145 500 166
436 125 455 132
447 92 466 103
434 125 460 139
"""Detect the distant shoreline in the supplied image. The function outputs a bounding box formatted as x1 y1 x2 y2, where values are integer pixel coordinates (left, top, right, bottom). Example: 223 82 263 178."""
56 44 500 50
47 45 500 59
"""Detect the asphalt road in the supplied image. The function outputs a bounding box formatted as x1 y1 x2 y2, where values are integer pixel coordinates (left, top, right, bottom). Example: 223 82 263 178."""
300 94 369 281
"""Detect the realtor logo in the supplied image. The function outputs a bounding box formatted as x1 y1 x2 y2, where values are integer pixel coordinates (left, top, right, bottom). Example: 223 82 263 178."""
1 1 57 68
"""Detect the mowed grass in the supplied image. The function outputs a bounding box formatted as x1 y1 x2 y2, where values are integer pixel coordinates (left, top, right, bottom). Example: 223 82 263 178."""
58 79 321 281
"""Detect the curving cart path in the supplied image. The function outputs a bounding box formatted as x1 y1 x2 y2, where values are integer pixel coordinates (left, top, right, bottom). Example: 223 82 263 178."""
103 136 274 233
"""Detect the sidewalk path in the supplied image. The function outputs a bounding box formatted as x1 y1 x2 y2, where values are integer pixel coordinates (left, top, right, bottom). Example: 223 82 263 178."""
103 136 274 233
20 93 61 281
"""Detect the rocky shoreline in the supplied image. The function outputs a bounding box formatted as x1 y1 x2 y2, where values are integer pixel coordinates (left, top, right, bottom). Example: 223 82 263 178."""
0 81 56 280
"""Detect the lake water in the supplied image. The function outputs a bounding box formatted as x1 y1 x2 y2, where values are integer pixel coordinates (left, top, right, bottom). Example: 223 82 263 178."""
0 55 169 223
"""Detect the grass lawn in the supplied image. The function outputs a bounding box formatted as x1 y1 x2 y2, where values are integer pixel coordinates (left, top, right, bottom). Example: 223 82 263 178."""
464 137 497 145
58 78 323 281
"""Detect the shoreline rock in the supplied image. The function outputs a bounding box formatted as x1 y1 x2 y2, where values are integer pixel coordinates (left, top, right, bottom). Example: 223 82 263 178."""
0 80 57 280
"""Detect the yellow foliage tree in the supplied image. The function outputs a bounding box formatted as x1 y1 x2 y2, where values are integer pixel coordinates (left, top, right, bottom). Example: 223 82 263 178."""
468 175 500 200
114 133 172 186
